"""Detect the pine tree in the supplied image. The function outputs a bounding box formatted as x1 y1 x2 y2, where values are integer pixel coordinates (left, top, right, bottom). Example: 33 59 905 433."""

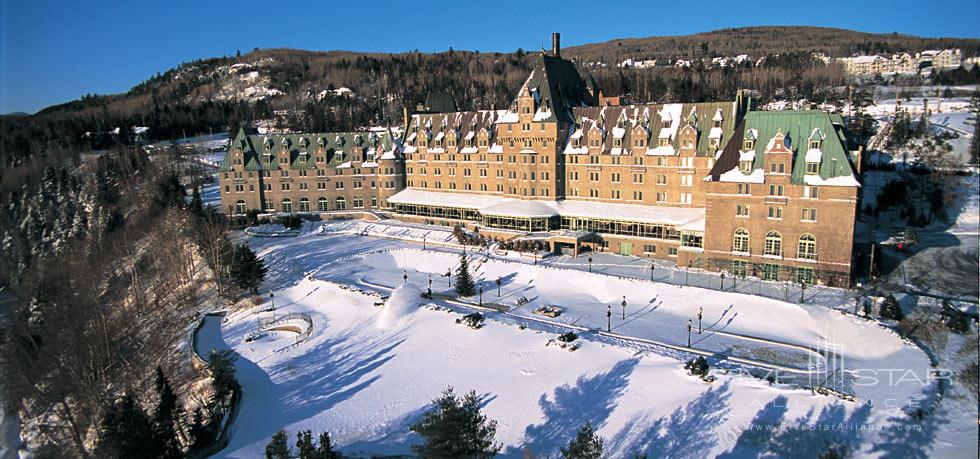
189 186 204 216
96 393 161 458
187 406 214 451
152 366 183 458
316 431 341 459
296 430 316 459
455 252 476 297
265 429 291 459
208 349 240 410
969 88 980 165
561 422 604 459
410 386 501 458
229 243 267 294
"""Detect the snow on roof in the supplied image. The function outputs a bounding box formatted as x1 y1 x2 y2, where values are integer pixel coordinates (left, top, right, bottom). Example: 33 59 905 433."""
646 145 675 156
570 129 584 139
805 148 823 163
745 128 758 140
533 108 553 122
717 165 765 184
803 173 860 187
464 131 475 140
488 144 504 153
497 112 519 123
388 189 500 209
380 150 397 160
387 189 705 230
403 145 417 153
739 150 756 162
709 127 724 139
713 108 724 122
434 132 444 142
460 146 478 154
483 200 558 218
612 127 626 139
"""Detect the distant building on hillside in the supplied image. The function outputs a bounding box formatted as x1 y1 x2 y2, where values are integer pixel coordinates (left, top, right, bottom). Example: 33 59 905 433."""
838 48 962 75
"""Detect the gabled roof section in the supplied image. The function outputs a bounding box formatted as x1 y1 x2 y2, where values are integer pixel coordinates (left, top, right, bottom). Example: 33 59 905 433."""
707 110 859 186
223 128 401 171
510 54 594 124
566 101 738 156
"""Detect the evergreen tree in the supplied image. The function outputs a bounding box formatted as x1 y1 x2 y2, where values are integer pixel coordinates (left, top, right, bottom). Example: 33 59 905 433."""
316 431 341 459
229 243 267 294
455 252 476 297
208 349 240 409
296 430 316 459
969 89 980 165
265 429 291 459
189 186 204 216
187 406 214 451
155 170 186 209
96 393 161 458
561 422 604 459
152 366 183 458
410 386 501 458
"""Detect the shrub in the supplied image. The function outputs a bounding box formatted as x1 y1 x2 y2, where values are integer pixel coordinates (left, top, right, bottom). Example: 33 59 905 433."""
685 356 709 377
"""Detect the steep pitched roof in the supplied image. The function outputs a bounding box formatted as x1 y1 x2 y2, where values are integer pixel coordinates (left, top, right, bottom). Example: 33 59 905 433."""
707 110 858 186
221 128 399 171
511 54 594 124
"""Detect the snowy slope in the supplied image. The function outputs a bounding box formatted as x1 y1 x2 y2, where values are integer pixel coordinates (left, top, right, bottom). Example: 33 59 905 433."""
194 228 976 458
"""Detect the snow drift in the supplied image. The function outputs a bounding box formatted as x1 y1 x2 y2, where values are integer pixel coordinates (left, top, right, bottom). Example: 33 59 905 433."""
376 283 421 328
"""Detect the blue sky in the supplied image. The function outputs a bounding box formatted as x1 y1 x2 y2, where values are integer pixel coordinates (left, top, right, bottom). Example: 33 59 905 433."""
1 0 977 114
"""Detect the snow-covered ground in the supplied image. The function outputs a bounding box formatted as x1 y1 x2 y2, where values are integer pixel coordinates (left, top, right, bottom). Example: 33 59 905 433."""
195 223 976 458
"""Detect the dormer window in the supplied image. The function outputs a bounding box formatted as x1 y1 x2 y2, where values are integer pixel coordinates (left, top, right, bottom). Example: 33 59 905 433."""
743 139 755 150
713 120 722 128
806 162 820 174
572 138 581 148
709 139 720 149
809 140 821 150
663 120 672 128
740 160 753 173
634 138 645 147
658 138 670 147
613 138 622 147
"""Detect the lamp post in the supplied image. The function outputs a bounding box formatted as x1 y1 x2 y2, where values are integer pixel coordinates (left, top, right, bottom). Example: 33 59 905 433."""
423 234 427 250
428 274 433 299
588 256 593 273
720 273 726 290
606 305 611 332
496 277 501 297
403 270 408 284
686 261 691 286
621 295 627 320
479 285 483 306
697 306 703 334
446 269 452 287
650 261 655 281
687 318 693 347
800 281 806 303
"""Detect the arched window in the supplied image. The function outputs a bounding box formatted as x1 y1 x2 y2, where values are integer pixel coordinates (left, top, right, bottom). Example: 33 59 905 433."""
732 228 750 253
235 200 247 215
281 198 292 213
765 231 782 256
798 234 817 260
335 196 347 211
317 197 329 211
299 197 310 212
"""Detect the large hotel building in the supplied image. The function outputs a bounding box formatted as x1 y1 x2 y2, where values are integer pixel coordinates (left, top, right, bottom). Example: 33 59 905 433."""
219 34 861 286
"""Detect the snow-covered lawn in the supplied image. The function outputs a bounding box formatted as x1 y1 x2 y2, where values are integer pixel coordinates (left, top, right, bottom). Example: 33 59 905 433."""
196 225 976 458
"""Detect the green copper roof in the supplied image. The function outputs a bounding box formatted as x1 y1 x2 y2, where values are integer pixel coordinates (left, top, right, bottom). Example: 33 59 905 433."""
739 110 856 184
221 127 398 172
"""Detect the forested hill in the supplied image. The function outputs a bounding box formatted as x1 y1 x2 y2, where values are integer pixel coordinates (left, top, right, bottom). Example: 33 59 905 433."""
563 26 980 63
3 26 979 178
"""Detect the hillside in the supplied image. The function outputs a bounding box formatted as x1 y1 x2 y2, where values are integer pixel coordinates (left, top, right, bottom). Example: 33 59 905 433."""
563 26 980 63
3 26 979 175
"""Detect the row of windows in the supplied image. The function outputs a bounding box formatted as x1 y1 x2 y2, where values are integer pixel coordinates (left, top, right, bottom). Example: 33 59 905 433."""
730 260 815 284
566 155 704 168
232 196 378 214
567 188 693 203
732 229 817 260
735 205 818 221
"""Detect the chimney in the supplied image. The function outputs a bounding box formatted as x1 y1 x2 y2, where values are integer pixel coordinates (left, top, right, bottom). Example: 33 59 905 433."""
552 32 561 58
